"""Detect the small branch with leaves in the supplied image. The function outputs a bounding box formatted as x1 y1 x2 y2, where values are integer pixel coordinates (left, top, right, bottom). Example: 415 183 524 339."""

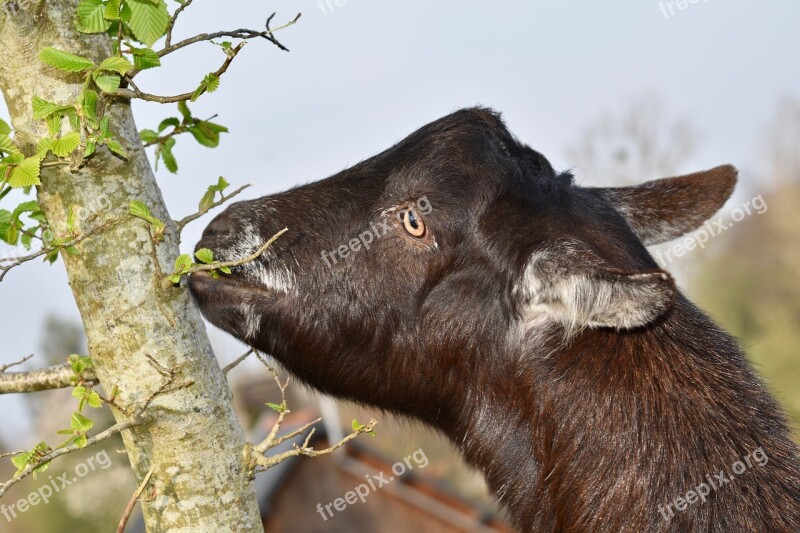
116 42 245 104
0 418 138 499
0 354 98 395
155 12 302 63
244 352 378 475
169 227 288 284
0 352 192 498
176 180 250 233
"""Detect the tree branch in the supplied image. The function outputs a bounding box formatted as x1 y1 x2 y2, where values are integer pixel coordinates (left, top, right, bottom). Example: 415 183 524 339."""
117 42 245 104
164 0 196 48
222 348 254 374
158 13 301 59
116 464 156 533
244 353 377 473
0 418 138 498
0 363 97 394
176 184 250 233
0 354 33 372
253 419 378 472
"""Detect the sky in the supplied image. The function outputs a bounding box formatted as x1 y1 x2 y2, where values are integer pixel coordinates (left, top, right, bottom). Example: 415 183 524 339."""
1 0 799 443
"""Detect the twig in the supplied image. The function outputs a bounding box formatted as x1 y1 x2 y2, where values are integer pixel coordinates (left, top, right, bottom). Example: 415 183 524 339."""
164 0 195 48
188 227 288 274
141 114 218 148
176 184 250 233
253 353 290 454
0 450 26 459
158 13 301 59
116 464 156 533
0 419 138 498
116 43 245 104
0 354 33 372
268 417 323 450
253 418 378 471
136 355 194 415
0 363 97 395
0 215 122 282
40 160 71 168
222 349 254 374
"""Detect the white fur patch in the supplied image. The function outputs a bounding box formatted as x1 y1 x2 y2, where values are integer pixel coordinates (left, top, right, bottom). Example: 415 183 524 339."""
223 224 296 294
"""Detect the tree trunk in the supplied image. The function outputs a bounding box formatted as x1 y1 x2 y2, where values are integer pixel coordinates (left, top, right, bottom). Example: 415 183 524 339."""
0 2 262 531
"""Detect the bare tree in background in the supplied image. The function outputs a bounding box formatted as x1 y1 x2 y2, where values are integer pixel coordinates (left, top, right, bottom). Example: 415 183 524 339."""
565 97 697 185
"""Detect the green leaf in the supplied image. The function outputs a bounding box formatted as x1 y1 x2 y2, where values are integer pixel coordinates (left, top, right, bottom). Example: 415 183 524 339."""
84 141 97 158
46 114 62 137
94 73 121 94
195 248 214 264
73 434 89 449
199 190 215 211
0 134 19 155
98 56 134 75
139 129 159 143
83 90 99 127
39 47 95 73
266 402 285 413
187 125 218 147
87 390 103 408
68 354 94 375
20 231 33 250
130 47 161 70
177 100 191 120
126 0 170 47
32 96 73 120
158 117 180 132
167 273 182 284
213 176 230 191
0 118 11 136
104 0 121 20
70 412 95 432
129 200 164 228
191 73 220 101
51 132 81 157
105 138 128 158
11 451 33 471
174 253 193 275
76 0 112 33
158 137 177 173
8 157 42 188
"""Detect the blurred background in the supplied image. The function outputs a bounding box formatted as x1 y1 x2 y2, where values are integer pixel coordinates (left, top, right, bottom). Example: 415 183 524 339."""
1 0 798 531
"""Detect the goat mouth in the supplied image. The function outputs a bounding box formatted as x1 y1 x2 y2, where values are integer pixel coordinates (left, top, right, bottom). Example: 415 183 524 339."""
188 270 275 300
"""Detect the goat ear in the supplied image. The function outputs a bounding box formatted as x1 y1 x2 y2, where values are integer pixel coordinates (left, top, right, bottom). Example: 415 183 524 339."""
519 242 676 335
595 165 737 245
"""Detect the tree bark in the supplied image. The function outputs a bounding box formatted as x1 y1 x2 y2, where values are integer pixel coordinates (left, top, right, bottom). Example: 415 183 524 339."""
0 2 262 531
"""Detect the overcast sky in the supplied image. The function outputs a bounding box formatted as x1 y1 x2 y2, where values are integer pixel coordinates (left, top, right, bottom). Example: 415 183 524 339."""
1 0 798 443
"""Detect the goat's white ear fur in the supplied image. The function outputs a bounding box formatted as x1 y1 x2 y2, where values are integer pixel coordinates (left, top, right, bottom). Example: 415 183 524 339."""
595 165 737 245
517 243 675 338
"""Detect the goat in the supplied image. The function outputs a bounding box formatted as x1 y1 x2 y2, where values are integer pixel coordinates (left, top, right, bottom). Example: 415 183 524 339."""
190 107 800 532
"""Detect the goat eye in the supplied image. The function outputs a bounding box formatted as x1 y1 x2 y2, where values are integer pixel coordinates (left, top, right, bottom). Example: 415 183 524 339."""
402 208 426 237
